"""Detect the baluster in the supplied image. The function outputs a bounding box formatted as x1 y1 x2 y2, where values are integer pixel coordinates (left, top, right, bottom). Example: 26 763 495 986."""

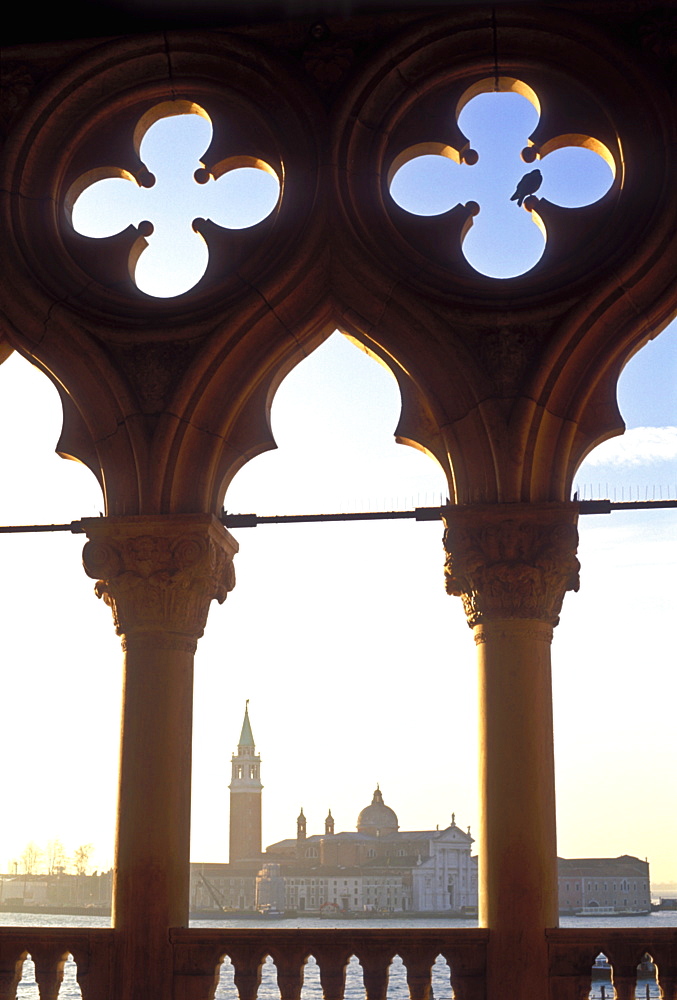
406 959 431 1000
314 947 351 1000
0 947 25 1000
171 940 223 1000
31 946 67 1000
611 971 637 1000
547 939 601 1000
552 973 595 1000
73 951 114 1000
402 948 436 1000
358 948 392 1000
272 948 306 1000
174 967 222 1000
606 945 642 1000
658 973 677 1000
231 949 265 1000
441 945 487 1000
448 969 486 1000
652 942 677 1000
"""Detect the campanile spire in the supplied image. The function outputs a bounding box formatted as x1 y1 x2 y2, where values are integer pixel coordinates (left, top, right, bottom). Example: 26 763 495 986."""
229 702 263 862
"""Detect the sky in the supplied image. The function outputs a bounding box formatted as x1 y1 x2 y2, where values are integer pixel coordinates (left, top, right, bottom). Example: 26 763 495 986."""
1 91 675 888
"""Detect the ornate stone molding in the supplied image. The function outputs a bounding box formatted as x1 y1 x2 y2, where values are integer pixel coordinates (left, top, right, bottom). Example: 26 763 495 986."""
81 515 238 644
442 503 580 627
473 620 554 646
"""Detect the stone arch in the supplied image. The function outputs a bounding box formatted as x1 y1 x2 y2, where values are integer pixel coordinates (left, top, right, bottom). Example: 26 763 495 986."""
329 6 677 502
0 336 12 368
520 302 677 501
0 30 328 516
333 309 507 506
161 301 482 512
3 13 673 511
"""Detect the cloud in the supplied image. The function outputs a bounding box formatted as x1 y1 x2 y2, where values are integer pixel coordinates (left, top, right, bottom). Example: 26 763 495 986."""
583 426 677 467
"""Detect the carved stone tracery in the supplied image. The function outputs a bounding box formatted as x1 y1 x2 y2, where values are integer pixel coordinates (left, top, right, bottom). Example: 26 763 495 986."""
443 503 580 627
81 515 238 644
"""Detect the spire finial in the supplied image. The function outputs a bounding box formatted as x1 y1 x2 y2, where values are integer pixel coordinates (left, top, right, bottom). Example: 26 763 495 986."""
238 703 255 748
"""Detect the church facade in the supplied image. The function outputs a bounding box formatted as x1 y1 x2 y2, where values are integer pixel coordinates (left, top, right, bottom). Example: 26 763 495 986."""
191 709 478 914
264 788 478 914
190 710 652 917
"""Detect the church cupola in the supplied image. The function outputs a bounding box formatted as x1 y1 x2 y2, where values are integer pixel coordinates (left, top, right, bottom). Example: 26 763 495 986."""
325 809 334 835
357 785 399 837
228 702 263 862
297 808 307 841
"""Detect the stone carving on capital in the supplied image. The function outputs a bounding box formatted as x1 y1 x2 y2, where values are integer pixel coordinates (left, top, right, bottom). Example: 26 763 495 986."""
81 515 238 645
442 504 580 628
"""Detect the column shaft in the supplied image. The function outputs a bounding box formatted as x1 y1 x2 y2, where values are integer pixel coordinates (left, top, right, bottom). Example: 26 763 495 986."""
82 514 238 1000
443 502 580 1000
113 637 195 996
477 619 559 998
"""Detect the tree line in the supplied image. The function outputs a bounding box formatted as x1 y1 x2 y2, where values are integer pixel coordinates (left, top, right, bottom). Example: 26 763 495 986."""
13 839 94 876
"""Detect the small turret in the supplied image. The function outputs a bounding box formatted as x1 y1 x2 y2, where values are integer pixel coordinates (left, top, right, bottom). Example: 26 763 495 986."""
297 808 307 841
325 809 334 835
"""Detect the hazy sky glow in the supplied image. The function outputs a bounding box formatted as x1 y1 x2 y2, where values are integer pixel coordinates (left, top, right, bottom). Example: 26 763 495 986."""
1 93 675 891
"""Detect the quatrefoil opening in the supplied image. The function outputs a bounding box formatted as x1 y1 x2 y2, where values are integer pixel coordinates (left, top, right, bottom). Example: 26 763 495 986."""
388 79 616 279
66 101 281 298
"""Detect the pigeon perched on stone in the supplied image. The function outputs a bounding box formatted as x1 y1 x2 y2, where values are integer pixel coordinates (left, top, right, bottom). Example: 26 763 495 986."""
510 168 543 207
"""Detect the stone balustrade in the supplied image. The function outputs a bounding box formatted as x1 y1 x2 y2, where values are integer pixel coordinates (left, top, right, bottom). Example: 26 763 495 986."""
0 928 114 999
169 928 488 1000
547 929 677 1000
0 926 675 999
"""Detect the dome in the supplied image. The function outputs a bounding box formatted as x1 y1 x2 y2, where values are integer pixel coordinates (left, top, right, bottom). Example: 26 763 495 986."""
357 787 399 836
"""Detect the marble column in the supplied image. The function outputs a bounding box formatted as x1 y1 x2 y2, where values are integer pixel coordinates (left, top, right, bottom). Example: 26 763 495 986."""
81 514 238 1000
443 503 580 1000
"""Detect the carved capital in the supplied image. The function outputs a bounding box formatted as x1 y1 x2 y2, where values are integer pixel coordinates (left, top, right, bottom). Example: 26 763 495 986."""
81 515 238 643
442 503 580 627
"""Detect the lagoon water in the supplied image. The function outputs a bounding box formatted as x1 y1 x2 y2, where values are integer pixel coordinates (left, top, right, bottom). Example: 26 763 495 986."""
3 912 675 999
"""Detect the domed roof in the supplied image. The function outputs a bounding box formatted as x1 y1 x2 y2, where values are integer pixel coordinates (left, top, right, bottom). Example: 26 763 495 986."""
357 786 399 836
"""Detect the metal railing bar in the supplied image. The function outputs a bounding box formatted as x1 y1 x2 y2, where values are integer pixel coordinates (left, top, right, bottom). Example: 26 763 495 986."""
0 499 675 535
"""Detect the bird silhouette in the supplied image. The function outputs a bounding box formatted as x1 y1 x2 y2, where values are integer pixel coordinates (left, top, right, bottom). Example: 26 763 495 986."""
510 168 543 207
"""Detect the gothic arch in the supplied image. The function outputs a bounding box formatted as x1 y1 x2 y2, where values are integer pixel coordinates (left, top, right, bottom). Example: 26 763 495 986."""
1 9 675 513
330 6 677 501
0 31 329 514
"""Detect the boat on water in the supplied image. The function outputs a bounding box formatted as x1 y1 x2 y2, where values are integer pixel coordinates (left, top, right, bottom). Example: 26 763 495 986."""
573 906 651 917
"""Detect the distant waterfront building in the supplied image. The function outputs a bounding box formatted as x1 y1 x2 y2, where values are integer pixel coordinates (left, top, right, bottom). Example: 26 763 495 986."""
190 862 259 912
187 712 651 916
264 787 478 914
557 855 651 915
0 871 112 911
255 863 286 912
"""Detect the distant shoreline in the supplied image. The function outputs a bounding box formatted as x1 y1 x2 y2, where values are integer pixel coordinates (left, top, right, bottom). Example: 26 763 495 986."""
0 904 111 917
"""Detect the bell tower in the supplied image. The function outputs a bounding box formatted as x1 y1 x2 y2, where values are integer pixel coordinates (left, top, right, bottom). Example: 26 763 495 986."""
228 702 263 862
